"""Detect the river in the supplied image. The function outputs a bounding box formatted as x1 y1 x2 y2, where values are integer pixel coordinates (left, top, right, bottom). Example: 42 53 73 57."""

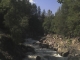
23 38 68 60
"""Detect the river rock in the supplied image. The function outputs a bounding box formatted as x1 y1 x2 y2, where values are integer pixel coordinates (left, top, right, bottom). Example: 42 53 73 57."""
58 47 69 57
36 56 41 60
62 51 69 57
53 47 58 51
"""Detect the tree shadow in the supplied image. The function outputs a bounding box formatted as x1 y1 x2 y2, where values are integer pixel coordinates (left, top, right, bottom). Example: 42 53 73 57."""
0 36 36 60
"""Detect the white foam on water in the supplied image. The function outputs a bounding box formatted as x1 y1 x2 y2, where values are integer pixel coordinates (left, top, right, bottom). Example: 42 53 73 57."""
53 54 62 57
23 38 68 60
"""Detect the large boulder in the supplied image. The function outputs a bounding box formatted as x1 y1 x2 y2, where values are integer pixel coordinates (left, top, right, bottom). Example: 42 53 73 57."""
53 47 58 51
36 56 41 60
62 51 69 57
58 47 69 57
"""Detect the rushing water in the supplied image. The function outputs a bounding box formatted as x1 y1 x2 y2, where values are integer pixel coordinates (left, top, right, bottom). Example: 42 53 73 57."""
23 38 68 60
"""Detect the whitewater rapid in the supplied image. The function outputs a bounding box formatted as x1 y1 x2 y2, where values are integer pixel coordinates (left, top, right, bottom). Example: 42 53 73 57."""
23 38 68 60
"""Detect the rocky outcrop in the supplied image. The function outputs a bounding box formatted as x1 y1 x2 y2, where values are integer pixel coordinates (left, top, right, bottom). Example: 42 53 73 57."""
41 35 69 57
40 34 80 58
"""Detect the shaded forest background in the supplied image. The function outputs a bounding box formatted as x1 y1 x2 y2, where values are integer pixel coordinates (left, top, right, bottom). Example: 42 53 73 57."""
0 0 80 60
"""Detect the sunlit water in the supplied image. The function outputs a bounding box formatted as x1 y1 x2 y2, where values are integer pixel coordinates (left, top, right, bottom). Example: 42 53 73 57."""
23 38 68 60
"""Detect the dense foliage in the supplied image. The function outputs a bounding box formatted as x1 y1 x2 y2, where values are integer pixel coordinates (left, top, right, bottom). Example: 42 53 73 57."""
55 0 80 37
0 0 43 60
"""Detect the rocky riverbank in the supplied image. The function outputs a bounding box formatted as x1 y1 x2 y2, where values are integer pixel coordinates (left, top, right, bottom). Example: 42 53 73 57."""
39 34 80 60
